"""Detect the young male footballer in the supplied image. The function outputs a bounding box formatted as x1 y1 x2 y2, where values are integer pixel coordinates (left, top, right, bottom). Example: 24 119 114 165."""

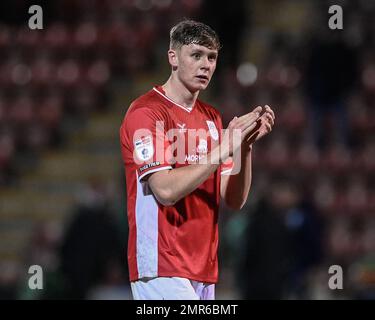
120 20 275 300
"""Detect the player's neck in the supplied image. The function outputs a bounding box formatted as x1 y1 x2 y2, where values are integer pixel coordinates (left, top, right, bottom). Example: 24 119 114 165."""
162 76 199 110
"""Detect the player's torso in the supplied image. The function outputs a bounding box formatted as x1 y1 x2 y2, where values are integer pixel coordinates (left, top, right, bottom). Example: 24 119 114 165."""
123 88 221 282
164 102 220 168
157 99 221 281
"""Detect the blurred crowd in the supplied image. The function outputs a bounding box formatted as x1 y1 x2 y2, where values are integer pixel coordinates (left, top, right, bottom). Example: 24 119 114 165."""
0 0 374 299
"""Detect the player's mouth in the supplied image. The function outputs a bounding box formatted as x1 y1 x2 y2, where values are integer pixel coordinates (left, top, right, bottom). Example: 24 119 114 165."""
196 75 209 82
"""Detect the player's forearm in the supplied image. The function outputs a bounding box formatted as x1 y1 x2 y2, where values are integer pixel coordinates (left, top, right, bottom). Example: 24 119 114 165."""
148 146 222 206
222 146 253 210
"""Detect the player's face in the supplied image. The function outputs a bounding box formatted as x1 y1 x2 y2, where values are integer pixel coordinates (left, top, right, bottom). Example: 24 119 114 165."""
173 44 218 92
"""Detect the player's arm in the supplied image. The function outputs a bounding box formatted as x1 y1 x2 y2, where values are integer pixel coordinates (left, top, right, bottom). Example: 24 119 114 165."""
146 107 263 207
146 149 221 206
220 146 253 210
220 105 275 210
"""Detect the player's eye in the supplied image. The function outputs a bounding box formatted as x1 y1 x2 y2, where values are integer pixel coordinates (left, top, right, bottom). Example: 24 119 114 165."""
192 53 201 59
208 55 217 62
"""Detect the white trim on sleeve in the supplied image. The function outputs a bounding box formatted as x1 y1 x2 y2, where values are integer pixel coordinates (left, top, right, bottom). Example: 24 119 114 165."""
220 169 232 176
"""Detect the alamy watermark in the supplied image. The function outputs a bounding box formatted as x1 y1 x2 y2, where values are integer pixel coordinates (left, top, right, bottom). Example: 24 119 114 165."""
28 5 43 30
27 4 343 31
328 5 343 30
132 123 243 175
328 265 343 290
28 265 43 290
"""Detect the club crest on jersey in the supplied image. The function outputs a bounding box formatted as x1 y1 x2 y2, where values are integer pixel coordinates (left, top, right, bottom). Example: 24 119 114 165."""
134 135 154 161
206 121 218 141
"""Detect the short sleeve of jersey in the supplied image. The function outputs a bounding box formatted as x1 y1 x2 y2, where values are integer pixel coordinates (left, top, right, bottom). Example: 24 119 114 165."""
214 111 234 176
121 106 173 181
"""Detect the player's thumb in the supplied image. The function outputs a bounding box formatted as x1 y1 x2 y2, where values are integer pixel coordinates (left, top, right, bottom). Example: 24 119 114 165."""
228 116 238 128
253 106 263 117
250 106 262 120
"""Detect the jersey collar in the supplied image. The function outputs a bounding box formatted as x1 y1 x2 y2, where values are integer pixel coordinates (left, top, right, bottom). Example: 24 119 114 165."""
153 86 194 113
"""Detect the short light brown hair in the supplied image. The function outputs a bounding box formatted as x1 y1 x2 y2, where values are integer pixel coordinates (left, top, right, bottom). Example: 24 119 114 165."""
169 20 221 51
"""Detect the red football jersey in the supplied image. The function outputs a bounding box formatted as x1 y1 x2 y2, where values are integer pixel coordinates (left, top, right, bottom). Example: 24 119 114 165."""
120 86 232 283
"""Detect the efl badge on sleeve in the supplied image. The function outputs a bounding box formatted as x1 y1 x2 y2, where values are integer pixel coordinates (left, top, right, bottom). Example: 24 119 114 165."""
134 135 154 161
206 120 219 141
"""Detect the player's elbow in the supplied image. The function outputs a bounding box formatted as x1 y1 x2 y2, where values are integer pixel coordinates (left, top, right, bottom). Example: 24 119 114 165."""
147 172 178 207
153 188 177 207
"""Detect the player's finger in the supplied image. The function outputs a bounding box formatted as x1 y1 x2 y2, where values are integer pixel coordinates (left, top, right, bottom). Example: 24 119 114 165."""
237 106 262 128
237 106 262 122
242 119 261 137
227 116 238 129
264 105 275 120
262 112 274 129
265 122 272 132
265 113 274 126
252 105 263 116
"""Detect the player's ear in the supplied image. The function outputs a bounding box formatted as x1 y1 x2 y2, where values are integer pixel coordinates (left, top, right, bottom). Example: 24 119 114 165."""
168 49 178 70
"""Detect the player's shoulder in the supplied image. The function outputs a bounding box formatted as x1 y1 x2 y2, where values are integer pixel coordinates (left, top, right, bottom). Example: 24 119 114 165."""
125 88 170 119
128 88 166 112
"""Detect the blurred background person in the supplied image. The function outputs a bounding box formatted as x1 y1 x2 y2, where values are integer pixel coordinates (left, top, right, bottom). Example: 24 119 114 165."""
237 178 323 299
304 28 359 150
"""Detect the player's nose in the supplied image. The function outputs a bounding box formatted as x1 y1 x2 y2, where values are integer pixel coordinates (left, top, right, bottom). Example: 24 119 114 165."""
201 56 212 69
